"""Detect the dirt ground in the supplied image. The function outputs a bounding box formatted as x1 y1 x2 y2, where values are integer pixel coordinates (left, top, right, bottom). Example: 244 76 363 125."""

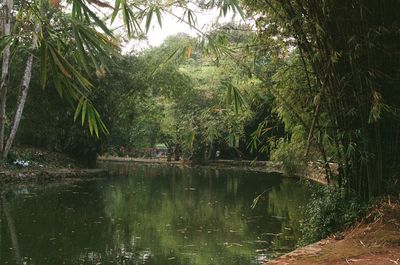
0 147 108 183
265 200 400 265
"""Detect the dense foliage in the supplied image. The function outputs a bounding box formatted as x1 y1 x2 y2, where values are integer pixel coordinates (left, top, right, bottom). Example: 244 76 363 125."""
299 186 367 245
242 0 400 199
2 0 398 202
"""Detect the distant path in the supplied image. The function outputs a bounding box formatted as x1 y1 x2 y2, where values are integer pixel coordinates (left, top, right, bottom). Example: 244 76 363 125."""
97 156 282 170
98 156 332 184
97 156 328 184
97 156 182 164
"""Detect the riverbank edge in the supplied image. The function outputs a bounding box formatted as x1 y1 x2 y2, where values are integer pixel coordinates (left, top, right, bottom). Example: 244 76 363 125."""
264 200 400 265
0 168 108 184
97 156 329 184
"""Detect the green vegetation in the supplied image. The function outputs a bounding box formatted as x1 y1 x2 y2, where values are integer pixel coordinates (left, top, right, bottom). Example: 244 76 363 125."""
298 186 367 246
0 0 399 253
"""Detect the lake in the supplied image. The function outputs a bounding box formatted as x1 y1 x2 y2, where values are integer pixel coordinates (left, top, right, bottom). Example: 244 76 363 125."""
0 162 313 265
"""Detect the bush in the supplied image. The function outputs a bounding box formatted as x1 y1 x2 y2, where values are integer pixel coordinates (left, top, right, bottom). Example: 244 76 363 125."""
298 185 367 246
270 126 307 176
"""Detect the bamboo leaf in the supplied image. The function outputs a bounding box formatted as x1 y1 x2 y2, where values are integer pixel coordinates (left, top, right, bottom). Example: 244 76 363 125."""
48 46 72 79
74 97 85 121
81 100 87 126
145 6 154 33
77 0 114 37
0 36 12 55
39 42 48 89
88 107 94 135
155 7 162 28
50 59 64 97
111 0 121 23
187 46 191 64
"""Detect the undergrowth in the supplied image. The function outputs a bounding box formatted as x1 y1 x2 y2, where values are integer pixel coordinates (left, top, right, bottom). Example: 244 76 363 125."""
298 185 367 246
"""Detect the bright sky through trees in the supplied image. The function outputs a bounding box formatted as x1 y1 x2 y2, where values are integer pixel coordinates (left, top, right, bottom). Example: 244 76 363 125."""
123 8 240 52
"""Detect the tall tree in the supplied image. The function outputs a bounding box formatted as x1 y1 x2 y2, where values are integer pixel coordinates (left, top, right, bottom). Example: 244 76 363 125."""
244 0 400 199
0 0 242 159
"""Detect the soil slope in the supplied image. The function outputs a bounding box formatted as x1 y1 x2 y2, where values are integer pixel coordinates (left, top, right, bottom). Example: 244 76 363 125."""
265 201 400 265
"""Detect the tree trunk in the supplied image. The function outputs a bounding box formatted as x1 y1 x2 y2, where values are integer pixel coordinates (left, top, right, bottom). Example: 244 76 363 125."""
3 23 39 158
0 0 13 154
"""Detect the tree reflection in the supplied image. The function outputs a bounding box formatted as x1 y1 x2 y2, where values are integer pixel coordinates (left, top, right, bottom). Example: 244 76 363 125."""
0 164 313 265
1 193 22 264
101 164 312 265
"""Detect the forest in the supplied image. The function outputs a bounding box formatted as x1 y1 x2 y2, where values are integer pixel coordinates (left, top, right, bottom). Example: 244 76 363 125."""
3 0 398 198
0 0 399 264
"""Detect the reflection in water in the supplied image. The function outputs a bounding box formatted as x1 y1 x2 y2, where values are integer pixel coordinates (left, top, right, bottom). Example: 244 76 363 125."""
0 163 312 264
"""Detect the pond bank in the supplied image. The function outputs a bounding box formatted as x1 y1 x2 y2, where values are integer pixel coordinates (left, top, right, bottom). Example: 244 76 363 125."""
97 156 329 184
0 147 108 183
265 201 400 265
0 168 108 183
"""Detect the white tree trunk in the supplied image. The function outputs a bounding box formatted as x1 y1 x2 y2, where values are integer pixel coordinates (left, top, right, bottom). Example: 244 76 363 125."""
3 23 39 158
0 0 13 153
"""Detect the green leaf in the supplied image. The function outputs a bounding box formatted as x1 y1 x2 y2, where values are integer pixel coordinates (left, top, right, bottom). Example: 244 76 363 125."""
0 36 12 55
155 7 162 28
39 42 48 89
88 107 94 134
111 0 121 23
48 46 72 79
81 99 87 126
74 97 85 121
145 6 154 33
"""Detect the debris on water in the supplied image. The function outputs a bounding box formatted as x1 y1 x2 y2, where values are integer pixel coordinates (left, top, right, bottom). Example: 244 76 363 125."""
181 252 197 256
272 215 287 220
262 232 282 237
168 257 176 260
178 228 187 233
223 242 243 247
139 250 153 262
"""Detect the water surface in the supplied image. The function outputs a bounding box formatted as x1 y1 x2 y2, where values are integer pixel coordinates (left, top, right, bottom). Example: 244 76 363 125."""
0 162 312 265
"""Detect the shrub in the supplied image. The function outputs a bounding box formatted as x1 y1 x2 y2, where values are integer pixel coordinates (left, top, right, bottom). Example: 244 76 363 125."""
270 126 307 176
298 185 367 246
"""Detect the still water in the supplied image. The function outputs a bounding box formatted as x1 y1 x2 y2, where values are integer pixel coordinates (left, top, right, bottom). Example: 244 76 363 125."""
0 162 312 265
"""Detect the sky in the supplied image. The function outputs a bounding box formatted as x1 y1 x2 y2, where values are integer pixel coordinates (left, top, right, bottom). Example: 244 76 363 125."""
121 8 241 52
